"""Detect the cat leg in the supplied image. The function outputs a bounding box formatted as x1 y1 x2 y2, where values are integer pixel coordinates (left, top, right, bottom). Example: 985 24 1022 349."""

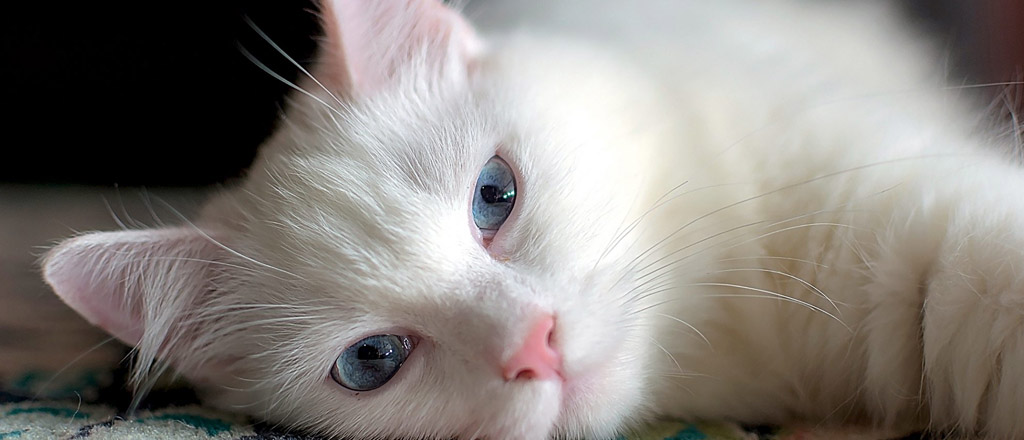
767 156 1024 437
913 165 1024 439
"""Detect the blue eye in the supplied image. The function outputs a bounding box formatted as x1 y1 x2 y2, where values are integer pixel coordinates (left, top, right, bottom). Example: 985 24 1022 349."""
472 156 517 235
331 335 413 391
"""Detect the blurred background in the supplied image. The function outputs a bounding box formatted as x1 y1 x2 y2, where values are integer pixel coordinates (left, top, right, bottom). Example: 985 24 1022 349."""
0 0 1021 186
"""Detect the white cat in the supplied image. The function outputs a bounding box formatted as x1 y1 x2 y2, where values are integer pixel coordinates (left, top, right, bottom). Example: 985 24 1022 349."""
42 0 1024 439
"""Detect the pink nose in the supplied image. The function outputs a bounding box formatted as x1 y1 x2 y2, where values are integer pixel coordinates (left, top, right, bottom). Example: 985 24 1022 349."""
502 314 562 381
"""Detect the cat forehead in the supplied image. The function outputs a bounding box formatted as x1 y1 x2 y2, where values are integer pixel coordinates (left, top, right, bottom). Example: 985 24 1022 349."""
225 89 500 288
286 86 496 182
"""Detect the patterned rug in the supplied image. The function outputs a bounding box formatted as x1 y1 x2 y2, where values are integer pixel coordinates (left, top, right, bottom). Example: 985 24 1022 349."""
0 186 920 440
0 365 921 440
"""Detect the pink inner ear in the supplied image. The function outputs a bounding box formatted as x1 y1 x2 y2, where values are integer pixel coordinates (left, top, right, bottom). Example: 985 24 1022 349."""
319 0 482 94
46 260 144 346
43 229 216 347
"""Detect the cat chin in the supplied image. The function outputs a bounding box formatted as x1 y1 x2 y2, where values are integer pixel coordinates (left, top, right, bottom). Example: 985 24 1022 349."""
463 357 646 439
556 363 650 439
469 373 642 440
473 382 565 440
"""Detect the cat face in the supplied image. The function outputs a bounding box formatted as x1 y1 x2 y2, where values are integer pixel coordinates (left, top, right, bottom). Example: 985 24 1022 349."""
44 1 678 438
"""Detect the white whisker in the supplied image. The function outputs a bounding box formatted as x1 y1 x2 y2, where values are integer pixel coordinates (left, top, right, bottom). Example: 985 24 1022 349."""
152 197 302 280
655 313 712 348
718 255 829 268
597 180 689 266
647 336 686 377
238 44 346 119
692 282 850 331
713 267 843 315
244 17 346 108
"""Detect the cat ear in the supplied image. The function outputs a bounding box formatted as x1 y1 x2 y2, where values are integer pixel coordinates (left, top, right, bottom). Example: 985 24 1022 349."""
318 0 483 95
42 228 220 347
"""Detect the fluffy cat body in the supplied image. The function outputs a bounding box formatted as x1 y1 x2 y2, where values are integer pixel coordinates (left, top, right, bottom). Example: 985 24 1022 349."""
42 0 1024 439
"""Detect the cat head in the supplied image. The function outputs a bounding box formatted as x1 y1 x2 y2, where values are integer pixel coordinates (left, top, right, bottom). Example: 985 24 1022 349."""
44 1 682 438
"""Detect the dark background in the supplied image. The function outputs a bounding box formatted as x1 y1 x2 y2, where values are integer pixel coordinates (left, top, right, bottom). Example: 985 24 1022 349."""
1 1 319 186
1 1 1022 186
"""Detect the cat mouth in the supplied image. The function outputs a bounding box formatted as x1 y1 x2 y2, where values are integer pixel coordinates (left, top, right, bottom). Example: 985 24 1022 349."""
552 368 603 429
548 327 644 439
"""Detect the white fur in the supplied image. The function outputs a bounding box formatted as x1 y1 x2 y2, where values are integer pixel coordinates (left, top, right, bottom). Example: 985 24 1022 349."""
42 0 1024 439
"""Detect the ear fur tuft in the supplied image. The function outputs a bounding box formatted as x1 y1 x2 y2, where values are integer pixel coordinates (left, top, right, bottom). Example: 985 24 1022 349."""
43 228 220 348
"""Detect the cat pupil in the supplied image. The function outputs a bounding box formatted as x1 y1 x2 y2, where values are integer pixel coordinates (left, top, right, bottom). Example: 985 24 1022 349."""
480 185 506 204
358 344 389 360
